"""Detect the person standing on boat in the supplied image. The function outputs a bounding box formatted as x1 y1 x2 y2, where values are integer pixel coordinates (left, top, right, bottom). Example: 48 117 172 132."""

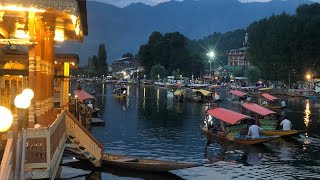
280 117 292 130
247 121 263 138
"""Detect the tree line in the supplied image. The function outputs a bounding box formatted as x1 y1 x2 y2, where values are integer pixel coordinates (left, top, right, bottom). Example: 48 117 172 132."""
135 3 320 83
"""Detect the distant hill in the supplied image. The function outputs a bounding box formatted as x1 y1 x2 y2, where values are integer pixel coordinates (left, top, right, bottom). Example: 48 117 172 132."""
57 0 311 65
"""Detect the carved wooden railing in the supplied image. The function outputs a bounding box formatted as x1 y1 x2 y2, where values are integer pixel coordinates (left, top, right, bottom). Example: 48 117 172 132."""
65 110 103 166
0 133 14 179
24 109 67 179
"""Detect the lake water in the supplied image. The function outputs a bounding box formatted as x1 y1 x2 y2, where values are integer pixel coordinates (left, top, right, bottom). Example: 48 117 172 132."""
63 84 320 179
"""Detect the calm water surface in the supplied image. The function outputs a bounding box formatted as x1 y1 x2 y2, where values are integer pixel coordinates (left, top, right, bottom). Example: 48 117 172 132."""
70 84 320 179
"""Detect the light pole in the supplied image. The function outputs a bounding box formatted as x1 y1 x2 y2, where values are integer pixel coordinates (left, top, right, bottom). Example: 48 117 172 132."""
14 88 34 180
207 51 215 81
157 74 160 82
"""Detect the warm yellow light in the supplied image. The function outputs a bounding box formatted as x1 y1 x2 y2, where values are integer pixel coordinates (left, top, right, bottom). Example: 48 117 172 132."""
22 88 34 100
306 74 311 80
71 62 75 66
70 15 77 25
15 29 29 39
75 24 80 36
0 5 45 12
75 95 78 98
0 106 13 132
54 29 64 42
54 61 57 64
64 62 70 76
14 94 31 109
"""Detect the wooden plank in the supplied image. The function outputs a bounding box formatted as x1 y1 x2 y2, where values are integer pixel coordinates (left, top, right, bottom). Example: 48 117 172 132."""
25 163 48 169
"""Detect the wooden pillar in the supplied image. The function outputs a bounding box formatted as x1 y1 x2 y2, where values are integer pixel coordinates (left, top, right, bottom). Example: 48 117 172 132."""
28 45 36 127
34 18 42 121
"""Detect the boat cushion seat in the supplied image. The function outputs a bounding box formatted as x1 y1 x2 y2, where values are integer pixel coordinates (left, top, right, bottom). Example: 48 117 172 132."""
260 119 278 130
226 124 247 134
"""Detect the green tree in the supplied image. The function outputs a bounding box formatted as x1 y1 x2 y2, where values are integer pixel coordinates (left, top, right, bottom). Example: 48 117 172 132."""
97 43 108 76
244 66 262 84
150 64 166 80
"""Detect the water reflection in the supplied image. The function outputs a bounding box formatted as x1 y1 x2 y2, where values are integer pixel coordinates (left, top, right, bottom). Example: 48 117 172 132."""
78 84 320 179
304 100 310 127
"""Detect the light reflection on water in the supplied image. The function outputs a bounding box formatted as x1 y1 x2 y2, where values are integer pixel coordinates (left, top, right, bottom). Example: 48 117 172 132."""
83 84 320 179
304 100 310 127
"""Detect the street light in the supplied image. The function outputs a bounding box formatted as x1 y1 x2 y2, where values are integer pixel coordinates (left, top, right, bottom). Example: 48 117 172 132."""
207 51 215 80
13 89 34 180
0 106 13 132
157 74 160 82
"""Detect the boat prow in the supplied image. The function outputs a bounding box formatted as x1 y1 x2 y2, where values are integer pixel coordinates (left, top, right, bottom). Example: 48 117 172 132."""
263 130 303 137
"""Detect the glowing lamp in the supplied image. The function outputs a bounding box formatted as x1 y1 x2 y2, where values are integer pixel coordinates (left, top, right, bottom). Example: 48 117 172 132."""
22 89 34 100
0 106 13 132
207 51 215 58
306 74 311 80
14 94 31 109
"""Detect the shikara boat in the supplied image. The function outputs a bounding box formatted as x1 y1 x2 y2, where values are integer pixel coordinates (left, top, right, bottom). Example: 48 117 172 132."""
192 89 213 103
101 153 199 172
261 93 284 110
228 90 247 103
242 103 301 137
113 87 127 98
201 108 279 145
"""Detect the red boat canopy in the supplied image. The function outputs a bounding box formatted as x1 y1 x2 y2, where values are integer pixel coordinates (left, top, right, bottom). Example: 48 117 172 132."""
74 90 95 101
242 103 276 116
261 93 279 101
207 108 252 125
229 90 247 97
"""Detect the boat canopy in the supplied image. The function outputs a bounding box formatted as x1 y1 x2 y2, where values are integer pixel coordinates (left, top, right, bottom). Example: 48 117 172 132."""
192 89 212 96
74 90 96 101
242 103 276 116
261 93 278 101
229 90 247 97
207 108 252 125
174 90 185 96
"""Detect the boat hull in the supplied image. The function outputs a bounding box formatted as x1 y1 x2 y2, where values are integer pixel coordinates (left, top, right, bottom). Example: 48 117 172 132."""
102 154 199 172
201 126 278 145
263 130 303 137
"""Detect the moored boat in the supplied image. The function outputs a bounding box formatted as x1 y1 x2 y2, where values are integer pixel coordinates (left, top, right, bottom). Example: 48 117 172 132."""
101 153 200 172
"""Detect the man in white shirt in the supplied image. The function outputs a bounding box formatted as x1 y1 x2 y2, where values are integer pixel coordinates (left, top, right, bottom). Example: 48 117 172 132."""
280 117 292 130
247 121 263 138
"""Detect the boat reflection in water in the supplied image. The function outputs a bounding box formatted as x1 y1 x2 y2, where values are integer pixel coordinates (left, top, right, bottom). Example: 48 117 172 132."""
204 141 268 166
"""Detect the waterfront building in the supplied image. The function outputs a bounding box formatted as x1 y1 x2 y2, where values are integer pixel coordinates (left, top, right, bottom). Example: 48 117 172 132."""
228 47 249 67
0 1 103 179
111 57 140 73
228 33 250 67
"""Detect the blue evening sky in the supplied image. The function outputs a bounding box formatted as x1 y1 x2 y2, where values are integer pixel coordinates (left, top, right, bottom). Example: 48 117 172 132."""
90 0 320 8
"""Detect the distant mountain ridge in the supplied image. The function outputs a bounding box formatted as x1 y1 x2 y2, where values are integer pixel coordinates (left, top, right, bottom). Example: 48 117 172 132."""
57 0 313 64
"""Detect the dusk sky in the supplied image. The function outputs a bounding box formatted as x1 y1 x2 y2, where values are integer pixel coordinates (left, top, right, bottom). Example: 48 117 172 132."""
91 0 320 7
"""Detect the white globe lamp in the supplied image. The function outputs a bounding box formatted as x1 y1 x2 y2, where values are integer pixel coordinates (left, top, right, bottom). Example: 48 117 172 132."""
0 106 13 132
